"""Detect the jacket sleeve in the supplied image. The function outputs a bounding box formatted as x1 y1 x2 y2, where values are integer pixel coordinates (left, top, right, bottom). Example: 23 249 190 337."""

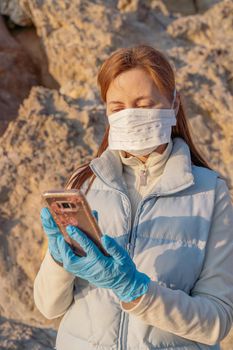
34 174 91 320
33 248 75 319
120 178 233 345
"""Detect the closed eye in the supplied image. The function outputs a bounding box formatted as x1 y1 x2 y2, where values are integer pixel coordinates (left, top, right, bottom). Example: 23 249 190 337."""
112 105 153 112
112 108 123 112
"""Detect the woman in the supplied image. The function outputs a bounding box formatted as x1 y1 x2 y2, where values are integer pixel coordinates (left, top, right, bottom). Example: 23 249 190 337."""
34 45 233 350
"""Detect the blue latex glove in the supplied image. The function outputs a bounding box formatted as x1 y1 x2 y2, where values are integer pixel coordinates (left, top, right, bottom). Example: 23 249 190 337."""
40 207 63 264
56 212 151 302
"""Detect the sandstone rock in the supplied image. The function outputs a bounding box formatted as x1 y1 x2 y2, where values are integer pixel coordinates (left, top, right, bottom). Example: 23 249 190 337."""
162 0 197 15
151 0 221 16
0 15 39 136
167 0 233 194
0 316 56 350
0 0 232 348
0 86 106 325
0 0 31 26
12 26 60 90
17 0 122 99
196 0 221 13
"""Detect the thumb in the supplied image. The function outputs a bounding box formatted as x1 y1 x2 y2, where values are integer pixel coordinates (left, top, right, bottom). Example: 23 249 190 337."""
101 235 127 263
40 207 60 236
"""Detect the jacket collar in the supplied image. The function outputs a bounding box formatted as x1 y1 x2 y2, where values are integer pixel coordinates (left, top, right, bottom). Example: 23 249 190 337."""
89 137 195 196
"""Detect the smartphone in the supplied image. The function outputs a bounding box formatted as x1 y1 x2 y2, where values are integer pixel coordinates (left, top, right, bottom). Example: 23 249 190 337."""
42 189 110 257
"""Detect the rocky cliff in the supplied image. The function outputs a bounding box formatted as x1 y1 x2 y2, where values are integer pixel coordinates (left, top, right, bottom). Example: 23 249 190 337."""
0 1 232 349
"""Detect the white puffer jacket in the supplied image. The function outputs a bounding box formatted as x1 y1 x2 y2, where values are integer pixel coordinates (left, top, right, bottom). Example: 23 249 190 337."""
34 137 233 350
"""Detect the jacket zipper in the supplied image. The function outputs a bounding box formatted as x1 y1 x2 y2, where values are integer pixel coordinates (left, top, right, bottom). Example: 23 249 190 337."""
121 162 150 350
126 162 148 254
120 163 148 350
139 163 148 186
121 196 153 350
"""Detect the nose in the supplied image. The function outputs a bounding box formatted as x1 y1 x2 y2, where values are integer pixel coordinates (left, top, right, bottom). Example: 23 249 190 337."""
125 103 135 109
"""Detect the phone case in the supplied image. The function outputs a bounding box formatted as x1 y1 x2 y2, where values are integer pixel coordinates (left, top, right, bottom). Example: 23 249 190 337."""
42 189 110 257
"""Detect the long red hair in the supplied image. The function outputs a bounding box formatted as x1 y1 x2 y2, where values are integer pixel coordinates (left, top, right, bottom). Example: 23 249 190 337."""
65 45 211 192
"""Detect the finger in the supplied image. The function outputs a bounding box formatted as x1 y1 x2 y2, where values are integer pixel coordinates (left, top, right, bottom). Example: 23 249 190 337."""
56 234 79 267
66 225 101 259
48 233 58 246
40 207 52 220
48 234 61 253
40 207 60 235
48 240 62 264
101 235 128 263
92 210 98 222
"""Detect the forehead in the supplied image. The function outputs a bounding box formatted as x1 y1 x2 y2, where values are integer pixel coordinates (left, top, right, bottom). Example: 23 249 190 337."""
106 67 162 102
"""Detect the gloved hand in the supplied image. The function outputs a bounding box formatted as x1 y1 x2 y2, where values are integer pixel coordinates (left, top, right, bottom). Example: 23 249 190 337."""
40 207 63 264
56 212 151 302
40 208 99 265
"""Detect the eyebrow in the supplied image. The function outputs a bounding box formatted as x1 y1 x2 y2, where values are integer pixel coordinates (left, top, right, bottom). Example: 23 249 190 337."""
108 96 155 105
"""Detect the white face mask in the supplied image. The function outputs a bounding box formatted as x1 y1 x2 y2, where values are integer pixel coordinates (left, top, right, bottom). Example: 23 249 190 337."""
108 88 178 156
